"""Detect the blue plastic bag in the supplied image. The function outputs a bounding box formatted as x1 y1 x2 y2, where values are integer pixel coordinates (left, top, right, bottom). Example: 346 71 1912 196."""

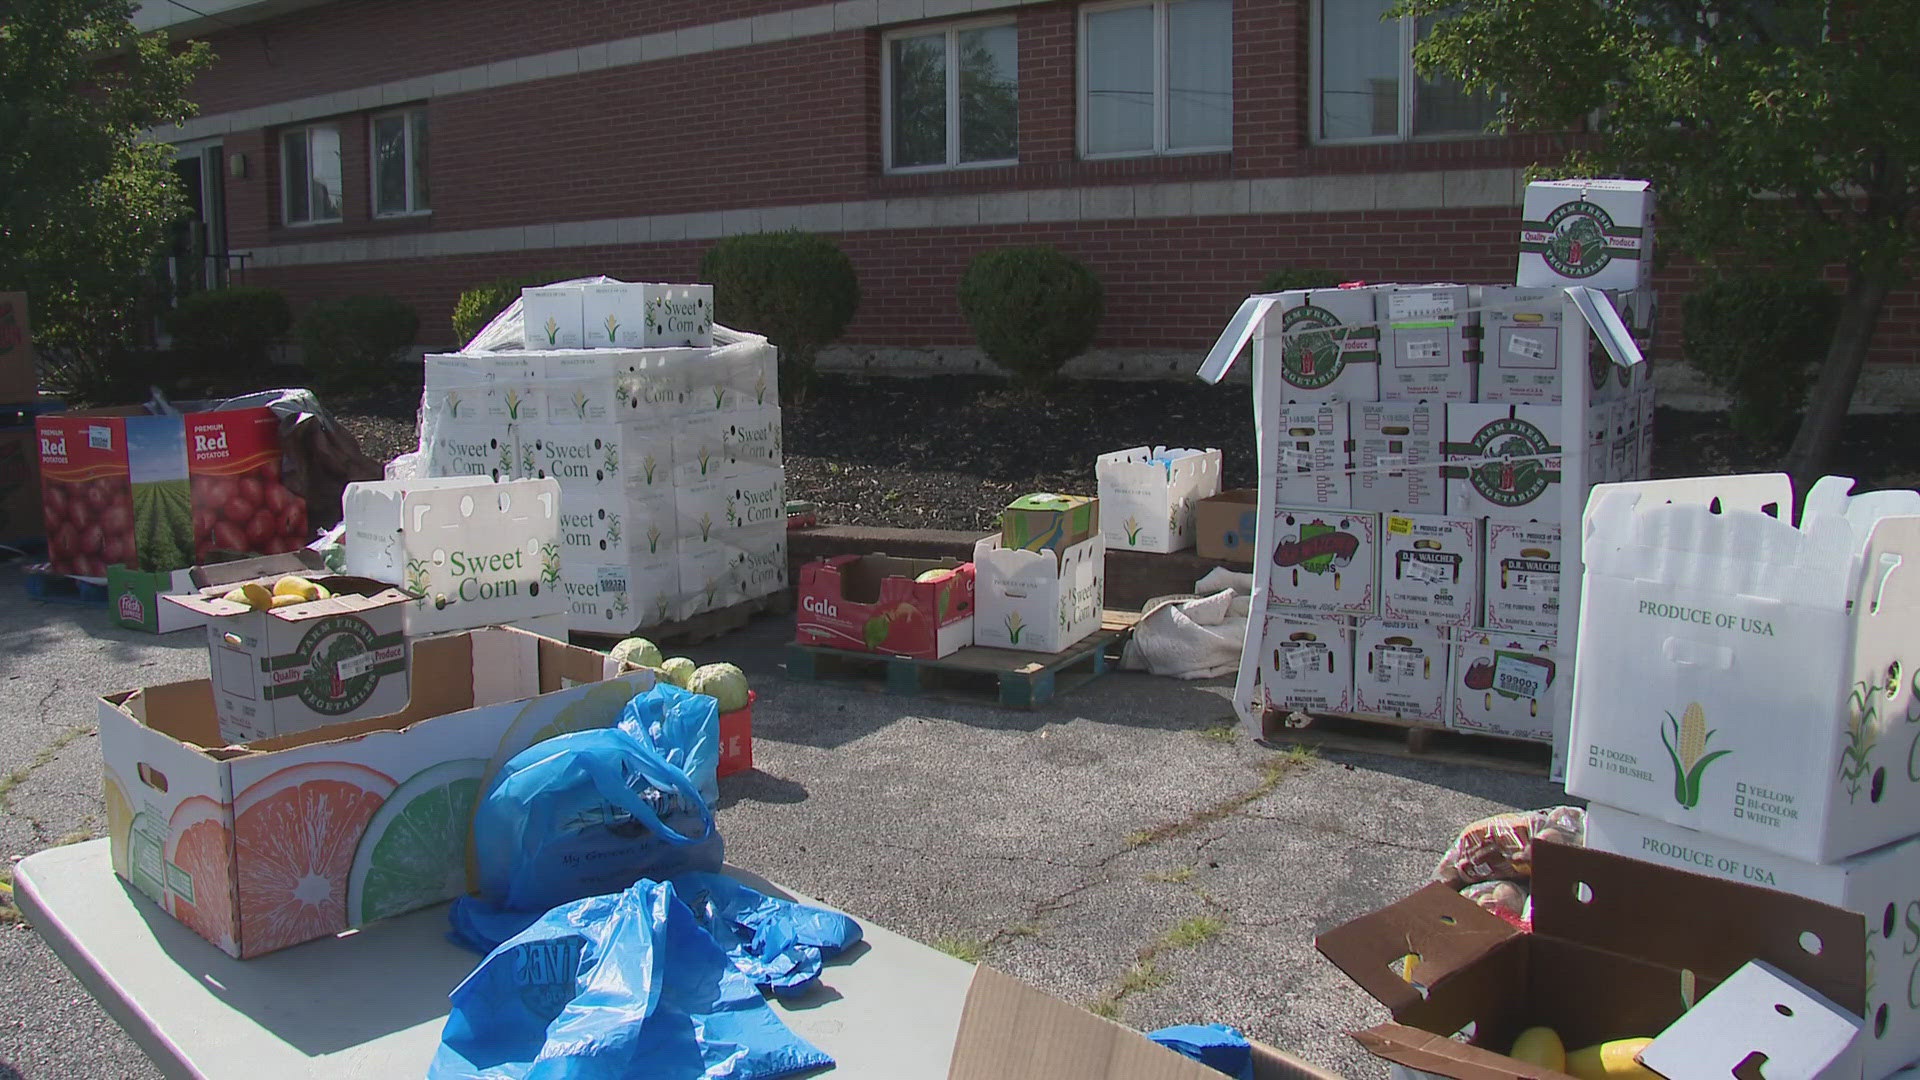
448 873 863 997
429 879 833 1080
1148 1024 1255 1079
474 725 724 912
617 682 720 806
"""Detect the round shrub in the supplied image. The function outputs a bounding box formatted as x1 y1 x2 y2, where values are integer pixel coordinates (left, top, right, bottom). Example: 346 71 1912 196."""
1258 268 1347 293
699 232 859 403
452 270 588 348
957 246 1103 391
1681 274 1840 442
297 295 420 391
163 286 291 365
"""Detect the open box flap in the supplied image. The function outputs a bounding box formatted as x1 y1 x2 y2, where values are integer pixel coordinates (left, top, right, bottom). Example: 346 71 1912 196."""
1316 881 1521 1017
1530 841 1866 1017
1353 1024 1578 1080
188 550 330 588
163 574 411 618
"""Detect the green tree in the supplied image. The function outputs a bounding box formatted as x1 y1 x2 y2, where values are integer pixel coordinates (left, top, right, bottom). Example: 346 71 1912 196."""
1 1 212 365
1397 0 1918 487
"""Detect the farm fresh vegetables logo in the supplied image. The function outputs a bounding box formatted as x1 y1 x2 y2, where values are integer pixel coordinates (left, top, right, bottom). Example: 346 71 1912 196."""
1443 417 1560 509
1520 199 1642 279
269 615 404 715
1279 305 1378 390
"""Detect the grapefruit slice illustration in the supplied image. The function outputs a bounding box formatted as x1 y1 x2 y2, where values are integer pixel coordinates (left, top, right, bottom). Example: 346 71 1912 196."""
233 761 395 956
166 795 236 954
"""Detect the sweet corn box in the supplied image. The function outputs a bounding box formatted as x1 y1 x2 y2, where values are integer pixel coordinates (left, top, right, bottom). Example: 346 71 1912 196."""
1450 631 1560 743
1379 514 1478 628
973 533 1104 653
1352 403 1444 515
1266 506 1379 617
520 287 585 350
1272 404 1351 509
1354 618 1449 724
1096 446 1222 553
1255 612 1354 716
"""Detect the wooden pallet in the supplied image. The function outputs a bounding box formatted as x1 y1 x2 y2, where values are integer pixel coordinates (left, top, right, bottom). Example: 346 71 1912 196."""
786 622 1133 709
23 566 109 605
1261 708 1552 776
573 589 795 650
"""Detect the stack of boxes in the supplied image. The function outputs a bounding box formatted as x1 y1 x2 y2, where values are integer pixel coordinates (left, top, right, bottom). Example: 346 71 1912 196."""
1568 474 1920 1080
420 280 786 635
1210 179 1657 746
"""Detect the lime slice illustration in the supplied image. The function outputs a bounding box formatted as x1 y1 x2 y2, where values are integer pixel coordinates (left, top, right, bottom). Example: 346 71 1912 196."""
479 679 643 798
126 809 168 903
347 758 487 924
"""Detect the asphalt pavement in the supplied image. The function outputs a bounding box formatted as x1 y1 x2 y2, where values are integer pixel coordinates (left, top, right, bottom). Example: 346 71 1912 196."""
0 563 1564 1079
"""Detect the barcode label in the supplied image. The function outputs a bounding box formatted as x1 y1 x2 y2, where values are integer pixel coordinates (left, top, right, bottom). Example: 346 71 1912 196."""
1404 339 1443 361
1407 560 1448 585
598 568 627 594
1493 656 1547 700
1509 335 1547 362
88 425 112 450
1389 291 1454 320
335 651 374 681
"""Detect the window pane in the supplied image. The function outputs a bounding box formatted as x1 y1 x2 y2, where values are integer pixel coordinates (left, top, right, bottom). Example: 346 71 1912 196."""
1412 16 1499 135
309 124 342 220
890 33 947 168
374 116 407 214
1167 0 1231 149
958 24 1017 163
1085 4 1155 155
282 130 309 223
410 109 430 211
1318 0 1399 140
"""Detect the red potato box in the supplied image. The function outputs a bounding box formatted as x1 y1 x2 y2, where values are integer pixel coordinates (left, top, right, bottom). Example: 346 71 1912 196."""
36 407 303 579
718 691 755 778
796 555 975 660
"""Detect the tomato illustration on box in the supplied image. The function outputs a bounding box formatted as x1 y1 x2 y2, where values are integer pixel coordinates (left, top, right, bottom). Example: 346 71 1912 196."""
796 555 975 659
1451 632 1558 743
1266 507 1378 616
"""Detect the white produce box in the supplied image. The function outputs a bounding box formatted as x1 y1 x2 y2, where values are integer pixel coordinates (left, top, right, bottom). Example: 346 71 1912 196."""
1096 446 1222 553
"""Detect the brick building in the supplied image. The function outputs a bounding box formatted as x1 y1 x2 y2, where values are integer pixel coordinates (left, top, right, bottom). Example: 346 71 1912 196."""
138 0 1916 385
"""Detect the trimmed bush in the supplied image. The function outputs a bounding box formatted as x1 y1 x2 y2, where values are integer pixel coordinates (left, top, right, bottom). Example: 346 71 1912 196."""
451 270 588 348
1257 268 1347 293
700 232 859 403
1681 274 1840 442
297 295 420 391
162 287 291 376
957 246 1103 391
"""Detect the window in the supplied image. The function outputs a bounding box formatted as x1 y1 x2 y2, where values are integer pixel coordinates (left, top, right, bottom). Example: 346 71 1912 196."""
884 21 1018 172
1314 1 1499 142
280 124 343 225
1080 0 1231 158
372 108 430 217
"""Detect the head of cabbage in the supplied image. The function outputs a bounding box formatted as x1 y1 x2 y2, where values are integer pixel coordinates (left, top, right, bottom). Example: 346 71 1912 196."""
608 637 663 669
661 656 697 689
688 662 751 712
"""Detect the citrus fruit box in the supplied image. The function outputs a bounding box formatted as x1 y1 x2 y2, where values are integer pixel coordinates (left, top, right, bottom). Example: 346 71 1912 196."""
99 625 655 959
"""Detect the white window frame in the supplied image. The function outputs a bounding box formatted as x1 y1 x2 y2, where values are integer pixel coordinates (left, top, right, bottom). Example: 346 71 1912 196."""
1309 2 1496 145
279 122 344 227
1077 0 1233 161
369 107 431 218
881 18 1019 174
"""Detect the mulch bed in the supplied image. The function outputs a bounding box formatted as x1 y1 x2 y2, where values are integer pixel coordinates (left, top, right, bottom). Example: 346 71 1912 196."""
322 372 1920 532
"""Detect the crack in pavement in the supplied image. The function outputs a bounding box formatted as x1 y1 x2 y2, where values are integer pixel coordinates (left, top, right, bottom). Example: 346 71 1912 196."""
853 835 1105 872
0 725 94 814
34 679 63 727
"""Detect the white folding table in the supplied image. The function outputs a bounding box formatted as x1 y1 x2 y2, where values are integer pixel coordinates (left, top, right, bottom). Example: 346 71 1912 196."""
15 839 975 1079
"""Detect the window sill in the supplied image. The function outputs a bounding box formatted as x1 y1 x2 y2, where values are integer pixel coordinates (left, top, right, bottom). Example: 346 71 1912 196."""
883 160 1018 177
373 210 434 221
282 217 345 229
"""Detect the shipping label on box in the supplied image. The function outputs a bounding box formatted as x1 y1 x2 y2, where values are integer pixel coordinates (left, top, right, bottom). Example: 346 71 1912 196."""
1443 404 1565 524
1353 402 1444 515
1378 286 1473 402
1267 507 1379 616
429 422 516 483
521 286 585 350
1097 446 1222 553
1478 287 1565 405
1586 803 1920 1080
1194 489 1259 567
1450 631 1559 743
724 407 783 471
1380 514 1478 628
1256 291 1381 403
1569 476 1920 864
1354 619 1449 724
973 534 1104 653
1518 178 1655 291
581 283 647 349
1272 403 1352 509
563 557 678 632
343 477 564 637
797 555 975 659
1256 612 1354 715
1482 520 1561 635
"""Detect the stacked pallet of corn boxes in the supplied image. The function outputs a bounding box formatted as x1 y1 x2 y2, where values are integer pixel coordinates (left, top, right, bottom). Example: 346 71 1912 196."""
419 281 785 636
1197 179 1656 764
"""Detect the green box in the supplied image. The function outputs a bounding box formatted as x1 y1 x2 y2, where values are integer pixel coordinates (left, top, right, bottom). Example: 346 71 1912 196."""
1001 493 1099 554
108 564 196 634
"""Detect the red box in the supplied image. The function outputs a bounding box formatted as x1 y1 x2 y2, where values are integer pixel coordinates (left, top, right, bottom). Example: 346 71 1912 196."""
35 407 304 578
718 690 755 778
796 555 976 660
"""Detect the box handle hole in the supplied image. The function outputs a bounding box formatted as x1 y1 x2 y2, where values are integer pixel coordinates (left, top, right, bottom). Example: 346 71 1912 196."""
137 763 168 793
1574 881 1594 904
1800 931 1823 955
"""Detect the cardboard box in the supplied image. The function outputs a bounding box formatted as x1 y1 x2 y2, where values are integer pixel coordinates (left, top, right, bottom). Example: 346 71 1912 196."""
109 566 199 634
1638 382 1656 479
1609 399 1638 483
1256 290 1381 403
520 286 585 350
1354 619 1449 724
1317 840 1865 1080
675 541 747 621
1377 285 1474 402
639 283 715 349
1450 631 1558 743
1442 404 1565 524
426 421 517 483
1353 403 1444 515
580 282 647 349
556 487 670 564
1266 507 1379 617
724 407 784 471
1586 803 1920 1080
37 407 302 578
718 692 754 779
165 574 414 745
1194 489 1259 567
1255 612 1353 715
519 422 676 501
99 628 654 957
1001 494 1099 558
1583 401 1612 486
562 557 679 632
1477 286 1565 405
973 533 1104 653
1272 403 1351 509
343 476 565 637
1481 521 1560 635
1097 446 1222 553
797 555 976 659
1518 178 1655 291
1569 475 1920 864
733 523 788 600
0 292 36 402
1380 514 1478 628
